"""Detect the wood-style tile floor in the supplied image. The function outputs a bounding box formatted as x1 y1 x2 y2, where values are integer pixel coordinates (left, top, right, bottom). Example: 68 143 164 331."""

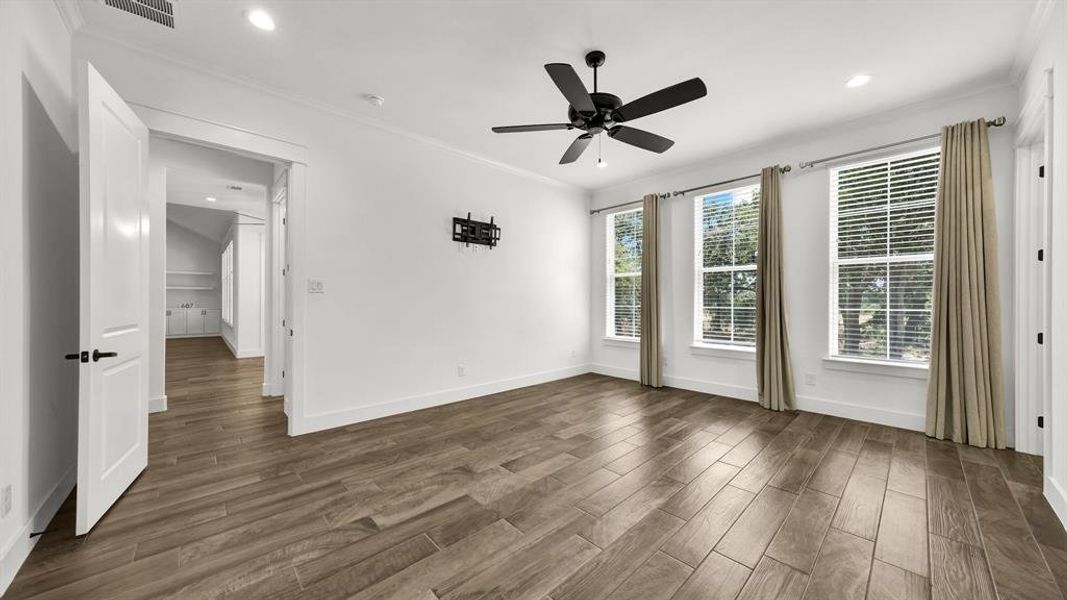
7 336 1067 599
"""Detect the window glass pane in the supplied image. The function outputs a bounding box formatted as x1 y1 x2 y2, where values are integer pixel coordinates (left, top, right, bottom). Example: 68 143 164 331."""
837 208 888 259
702 307 732 343
732 269 756 309
701 193 733 269
734 308 756 345
613 211 643 274
888 261 933 311
613 275 641 338
703 271 731 308
836 309 887 358
733 190 759 265
837 263 887 312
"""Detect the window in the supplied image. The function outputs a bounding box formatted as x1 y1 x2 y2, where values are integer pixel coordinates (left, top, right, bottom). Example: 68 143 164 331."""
606 208 642 339
694 184 760 347
221 240 234 326
830 147 938 363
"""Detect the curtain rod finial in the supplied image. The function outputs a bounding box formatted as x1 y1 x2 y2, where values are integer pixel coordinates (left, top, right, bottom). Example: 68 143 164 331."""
780 165 792 174
988 116 1007 127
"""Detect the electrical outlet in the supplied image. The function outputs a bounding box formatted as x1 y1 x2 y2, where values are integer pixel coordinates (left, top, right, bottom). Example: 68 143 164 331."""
1 484 11 518
804 372 817 386
457 364 465 377
307 279 325 294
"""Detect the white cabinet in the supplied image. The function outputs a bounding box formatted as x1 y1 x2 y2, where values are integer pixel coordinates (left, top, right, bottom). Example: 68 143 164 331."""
186 309 206 334
166 309 186 336
166 308 222 337
204 309 221 334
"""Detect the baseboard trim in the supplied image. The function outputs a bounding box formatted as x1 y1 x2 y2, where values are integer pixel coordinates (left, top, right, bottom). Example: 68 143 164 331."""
0 464 76 596
220 335 262 359
588 364 923 431
262 382 283 397
149 395 168 413
294 364 592 435
164 333 221 340
1046 475 1067 531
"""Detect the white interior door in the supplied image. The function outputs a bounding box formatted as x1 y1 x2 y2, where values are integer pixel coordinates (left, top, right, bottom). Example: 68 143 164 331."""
76 62 151 535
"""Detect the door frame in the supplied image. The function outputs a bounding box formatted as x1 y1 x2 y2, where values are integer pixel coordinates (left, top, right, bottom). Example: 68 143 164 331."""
1013 69 1052 456
135 102 309 436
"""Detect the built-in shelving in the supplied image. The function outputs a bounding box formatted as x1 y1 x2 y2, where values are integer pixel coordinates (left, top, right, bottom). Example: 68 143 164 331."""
167 270 216 276
167 285 216 291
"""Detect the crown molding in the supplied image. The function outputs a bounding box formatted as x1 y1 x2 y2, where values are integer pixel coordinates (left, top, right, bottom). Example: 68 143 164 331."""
52 0 84 34
74 29 586 196
1009 0 1056 83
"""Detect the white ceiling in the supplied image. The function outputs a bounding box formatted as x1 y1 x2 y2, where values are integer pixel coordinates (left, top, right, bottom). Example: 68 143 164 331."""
75 0 1038 191
166 167 268 220
166 203 235 243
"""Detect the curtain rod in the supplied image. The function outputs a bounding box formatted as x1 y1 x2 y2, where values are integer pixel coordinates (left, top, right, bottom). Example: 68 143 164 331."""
588 115 1007 217
588 165 792 216
798 115 1007 170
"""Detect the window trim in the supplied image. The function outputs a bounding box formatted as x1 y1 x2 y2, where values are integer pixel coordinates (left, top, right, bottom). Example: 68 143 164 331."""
693 183 760 348
221 239 235 327
606 207 643 340
828 146 938 366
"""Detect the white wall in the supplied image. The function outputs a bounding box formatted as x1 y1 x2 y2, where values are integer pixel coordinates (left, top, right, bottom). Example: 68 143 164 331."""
0 2 78 594
590 86 1017 436
1020 0 1067 529
165 219 222 311
73 33 592 434
220 217 265 358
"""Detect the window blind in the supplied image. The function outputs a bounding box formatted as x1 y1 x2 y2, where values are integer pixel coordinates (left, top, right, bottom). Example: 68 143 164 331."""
831 148 938 363
694 184 760 346
607 208 642 338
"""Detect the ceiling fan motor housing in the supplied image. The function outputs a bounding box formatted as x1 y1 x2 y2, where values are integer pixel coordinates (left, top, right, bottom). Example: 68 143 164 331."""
568 92 622 135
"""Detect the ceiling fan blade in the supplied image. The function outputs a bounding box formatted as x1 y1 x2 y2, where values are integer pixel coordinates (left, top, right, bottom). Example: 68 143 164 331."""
560 133 593 164
612 78 707 122
545 63 596 114
608 126 674 153
491 123 574 133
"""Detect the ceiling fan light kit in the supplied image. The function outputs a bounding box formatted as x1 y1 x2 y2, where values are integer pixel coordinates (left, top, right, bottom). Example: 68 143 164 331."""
492 50 707 165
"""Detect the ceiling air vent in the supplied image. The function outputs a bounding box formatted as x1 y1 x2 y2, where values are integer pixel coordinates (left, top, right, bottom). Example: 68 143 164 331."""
103 0 175 29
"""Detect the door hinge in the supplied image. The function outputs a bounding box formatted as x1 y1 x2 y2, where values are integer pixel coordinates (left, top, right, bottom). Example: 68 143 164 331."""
282 217 287 225
1038 332 1044 345
282 319 286 327
1039 165 1045 178
1038 416 1045 428
289 328 294 337
282 369 285 378
1038 249 1045 262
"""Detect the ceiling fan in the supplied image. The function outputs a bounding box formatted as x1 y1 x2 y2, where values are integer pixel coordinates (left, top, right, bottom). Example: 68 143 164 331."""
491 50 707 165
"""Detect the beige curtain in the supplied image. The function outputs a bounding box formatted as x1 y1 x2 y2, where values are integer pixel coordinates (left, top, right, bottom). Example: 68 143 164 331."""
640 193 662 387
756 166 795 411
926 119 1006 448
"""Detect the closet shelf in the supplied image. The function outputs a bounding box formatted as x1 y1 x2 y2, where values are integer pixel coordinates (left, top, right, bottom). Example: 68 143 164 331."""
167 270 215 276
167 285 216 291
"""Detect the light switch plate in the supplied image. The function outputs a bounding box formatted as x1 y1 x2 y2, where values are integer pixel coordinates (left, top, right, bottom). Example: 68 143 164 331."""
307 279 325 294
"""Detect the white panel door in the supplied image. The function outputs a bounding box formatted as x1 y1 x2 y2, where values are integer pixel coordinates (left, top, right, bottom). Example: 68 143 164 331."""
76 62 150 535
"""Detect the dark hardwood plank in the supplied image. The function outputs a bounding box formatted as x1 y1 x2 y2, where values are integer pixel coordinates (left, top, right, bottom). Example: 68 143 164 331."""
868 559 929 600
765 488 838 573
715 485 797 568
875 489 929 577
801 528 873 600
671 552 751 600
928 534 995 600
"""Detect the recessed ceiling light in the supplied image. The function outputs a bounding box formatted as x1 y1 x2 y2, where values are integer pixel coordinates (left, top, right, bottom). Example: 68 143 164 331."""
205 196 217 202
846 74 871 88
246 9 275 31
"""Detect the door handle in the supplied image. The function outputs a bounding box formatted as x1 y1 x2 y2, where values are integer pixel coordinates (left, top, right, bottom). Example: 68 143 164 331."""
65 351 89 363
92 350 118 362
